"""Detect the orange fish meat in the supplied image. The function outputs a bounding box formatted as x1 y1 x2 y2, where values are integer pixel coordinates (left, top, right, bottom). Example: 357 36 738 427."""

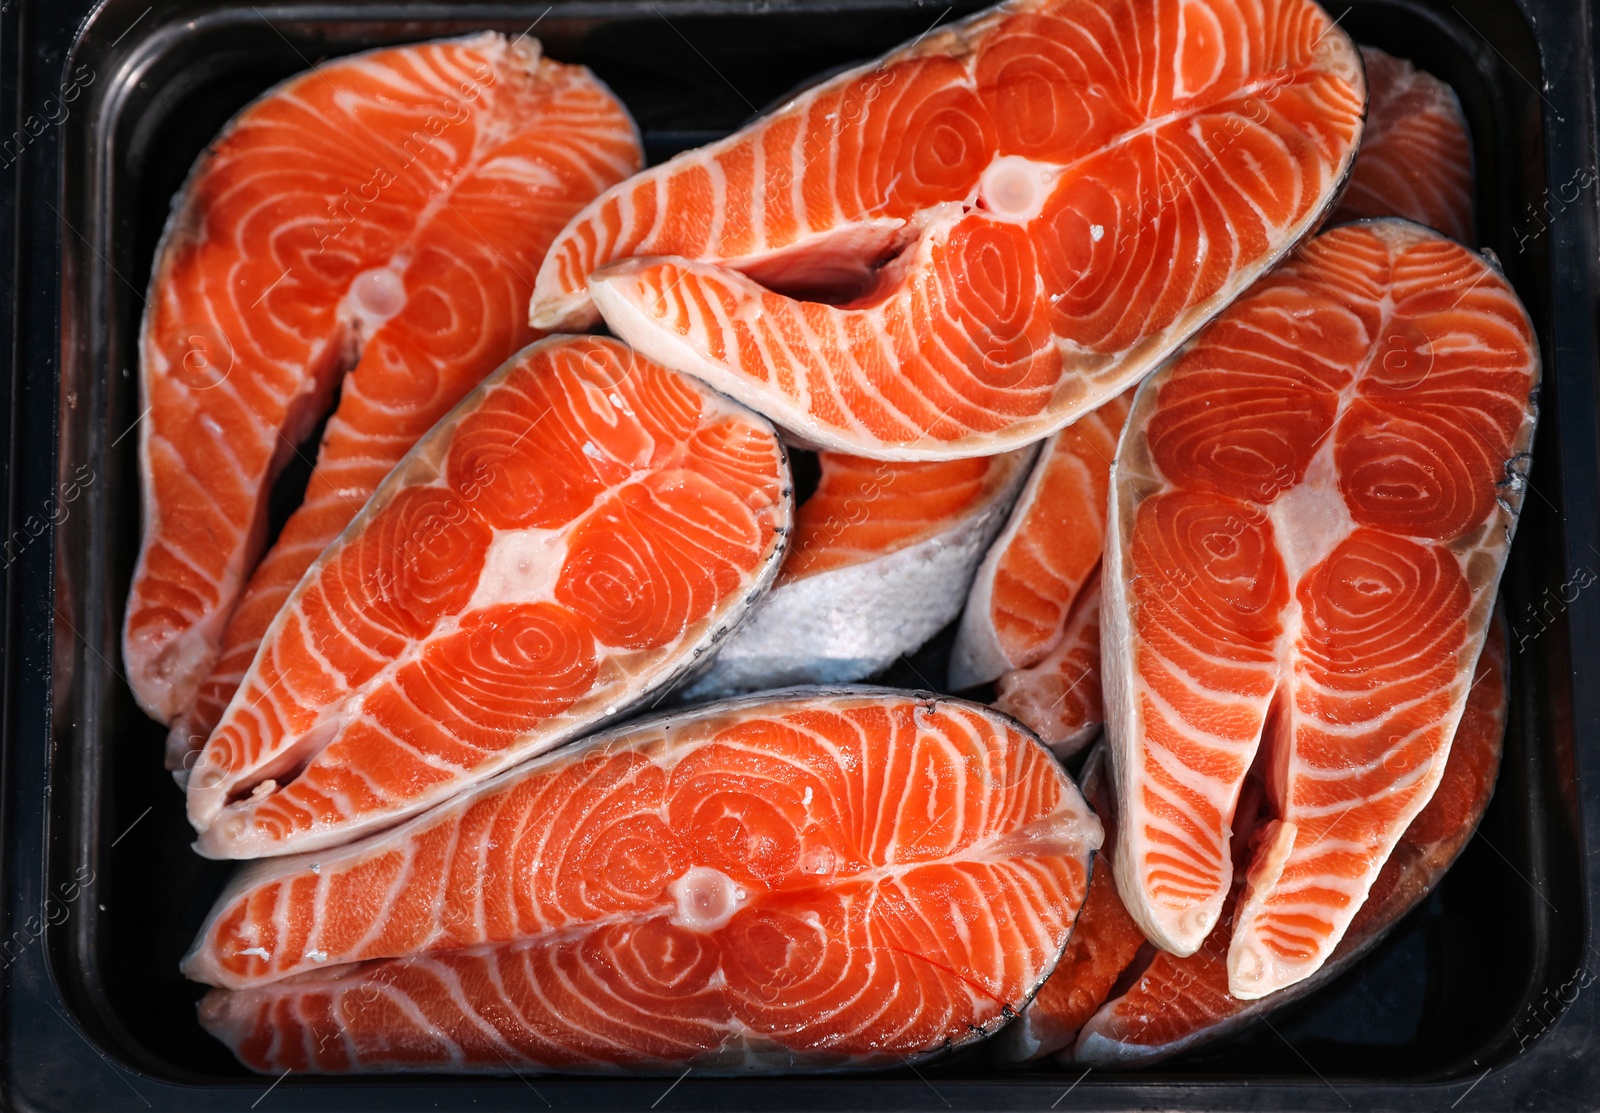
993 570 1106 757
986 42 1479 753
124 34 642 737
186 691 1101 1073
530 0 1365 458
988 43 1480 755
1072 614 1507 1064
993 744 1147 1060
950 389 1130 689
1330 47 1473 243
184 336 790 858
1102 220 1537 997
682 449 1033 699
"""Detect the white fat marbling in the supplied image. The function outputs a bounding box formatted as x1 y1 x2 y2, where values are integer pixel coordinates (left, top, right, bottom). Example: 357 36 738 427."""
467 527 568 611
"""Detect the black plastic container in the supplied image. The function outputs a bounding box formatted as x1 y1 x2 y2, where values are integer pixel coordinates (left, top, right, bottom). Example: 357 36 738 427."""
2 0 1598 1107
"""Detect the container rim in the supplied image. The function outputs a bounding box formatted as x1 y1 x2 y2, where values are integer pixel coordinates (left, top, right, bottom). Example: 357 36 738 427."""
4 0 1600 1108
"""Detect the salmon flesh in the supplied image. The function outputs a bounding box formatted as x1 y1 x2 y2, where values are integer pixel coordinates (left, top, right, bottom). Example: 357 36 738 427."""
530 0 1366 459
188 690 1101 1073
1102 220 1537 997
185 336 791 859
126 34 641 733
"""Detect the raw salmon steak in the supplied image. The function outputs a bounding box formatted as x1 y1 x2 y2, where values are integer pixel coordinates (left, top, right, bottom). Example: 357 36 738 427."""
185 690 1102 1073
529 0 1365 459
125 33 642 730
1073 614 1507 1065
184 336 790 859
1103 220 1537 997
1329 47 1473 243
682 449 1032 700
950 389 1131 689
982 40 1479 753
993 570 1105 757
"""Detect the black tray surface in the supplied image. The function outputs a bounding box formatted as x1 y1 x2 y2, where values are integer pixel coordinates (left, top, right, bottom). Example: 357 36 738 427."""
4 0 1599 1108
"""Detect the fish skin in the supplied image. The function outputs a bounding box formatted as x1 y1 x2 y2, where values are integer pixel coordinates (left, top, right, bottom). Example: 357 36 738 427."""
993 570 1105 757
184 336 791 859
681 449 1035 700
1101 221 1538 996
126 33 642 731
1330 47 1474 244
187 688 1102 1074
1071 611 1507 1065
950 389 1132 690
534 0 1365 459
